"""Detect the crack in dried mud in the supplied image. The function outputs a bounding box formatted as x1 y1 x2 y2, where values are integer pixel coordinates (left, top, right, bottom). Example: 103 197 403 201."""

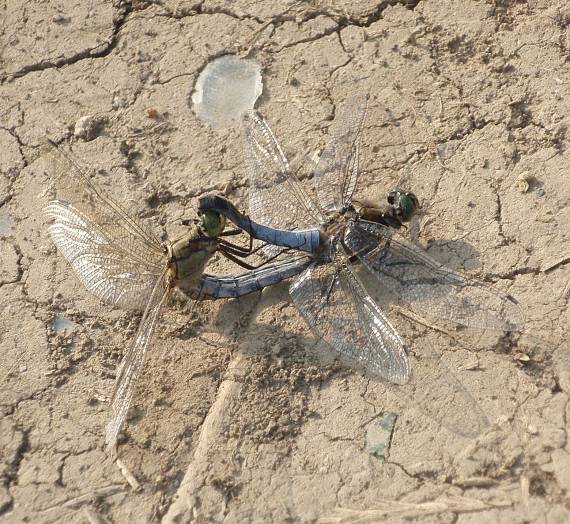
3 2 132 82
2 0 569 522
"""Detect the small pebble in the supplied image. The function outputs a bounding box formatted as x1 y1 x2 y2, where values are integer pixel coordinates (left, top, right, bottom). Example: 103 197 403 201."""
516 172 533 193
52 14 69 23
74 115 105 141
147 108 160 119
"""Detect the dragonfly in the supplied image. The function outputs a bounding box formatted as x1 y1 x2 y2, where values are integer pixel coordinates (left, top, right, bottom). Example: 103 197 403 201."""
199 92 525 386
42 140 312 451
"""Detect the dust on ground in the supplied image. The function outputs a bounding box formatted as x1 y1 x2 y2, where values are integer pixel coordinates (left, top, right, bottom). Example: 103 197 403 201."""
1 1 569 523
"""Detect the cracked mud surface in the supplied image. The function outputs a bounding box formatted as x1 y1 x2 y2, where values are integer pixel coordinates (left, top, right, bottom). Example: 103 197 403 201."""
1 1 569 522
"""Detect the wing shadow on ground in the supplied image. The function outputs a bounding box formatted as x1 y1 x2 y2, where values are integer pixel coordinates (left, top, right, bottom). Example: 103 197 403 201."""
360 233 524 350
211 254 493 441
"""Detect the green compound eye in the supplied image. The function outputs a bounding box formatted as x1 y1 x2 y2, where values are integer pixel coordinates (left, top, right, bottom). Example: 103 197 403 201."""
398 193 418 222
199 210 225 237
387 189 420 222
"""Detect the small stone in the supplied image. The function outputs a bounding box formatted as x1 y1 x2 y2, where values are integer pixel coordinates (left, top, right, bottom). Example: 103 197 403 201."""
223 181 234 195
74 115 106 141
52 316 80 333
52 14 69 23
147 108 159 119
516 172 533 193
112 95 128 109
514 352 530 362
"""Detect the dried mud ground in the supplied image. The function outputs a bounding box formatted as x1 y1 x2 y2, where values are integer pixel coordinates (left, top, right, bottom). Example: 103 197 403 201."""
1 1 569 523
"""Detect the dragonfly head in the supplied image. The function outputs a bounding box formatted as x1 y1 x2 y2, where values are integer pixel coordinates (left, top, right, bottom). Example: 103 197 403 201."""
387 189 420 222
197 209 226 238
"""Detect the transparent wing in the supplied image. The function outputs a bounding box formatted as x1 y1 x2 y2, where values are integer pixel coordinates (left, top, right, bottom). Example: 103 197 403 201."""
242 110 323 238
106 271 170 451
290 251 409 384
42 140 164 261
344 220 525 332
313 92 368 212
42 141 166 310
45 200 165 310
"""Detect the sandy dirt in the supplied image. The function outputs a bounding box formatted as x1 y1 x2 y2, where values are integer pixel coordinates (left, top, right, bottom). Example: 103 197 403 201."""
1 1 569 523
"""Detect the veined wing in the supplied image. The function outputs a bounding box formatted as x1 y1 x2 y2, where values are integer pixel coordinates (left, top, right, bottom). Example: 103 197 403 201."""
42 141 166 310
313 92 368 213
42 140 164 266
344 220 525 332
45 200 165 310
289 251 409 384
106 269 170 451
242 110 323 235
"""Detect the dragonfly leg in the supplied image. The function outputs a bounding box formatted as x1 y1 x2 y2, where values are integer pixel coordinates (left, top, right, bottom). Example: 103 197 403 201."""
218 226 267 259
219 249 258 270
218 243 298 270
219 230 276 257
219 228 245 237
217 237 253 256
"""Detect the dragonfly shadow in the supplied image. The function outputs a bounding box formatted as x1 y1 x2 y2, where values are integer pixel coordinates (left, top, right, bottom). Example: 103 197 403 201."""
212 276 490 441
207 233 510 443
356 234 485 305
387 355 490 439
422 238 483 272
212 277 343 368
358 231 524 350
331 349 490 440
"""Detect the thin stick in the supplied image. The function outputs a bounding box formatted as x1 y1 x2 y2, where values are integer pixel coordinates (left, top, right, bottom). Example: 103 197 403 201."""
115 459 142 492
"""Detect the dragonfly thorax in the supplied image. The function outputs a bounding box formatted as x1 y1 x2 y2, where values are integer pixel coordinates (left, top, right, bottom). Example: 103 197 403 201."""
353 189 420 230
322 205 358 237
168 230 219 294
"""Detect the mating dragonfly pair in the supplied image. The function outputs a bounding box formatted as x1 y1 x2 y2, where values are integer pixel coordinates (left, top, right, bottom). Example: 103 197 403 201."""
44 93 523 451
